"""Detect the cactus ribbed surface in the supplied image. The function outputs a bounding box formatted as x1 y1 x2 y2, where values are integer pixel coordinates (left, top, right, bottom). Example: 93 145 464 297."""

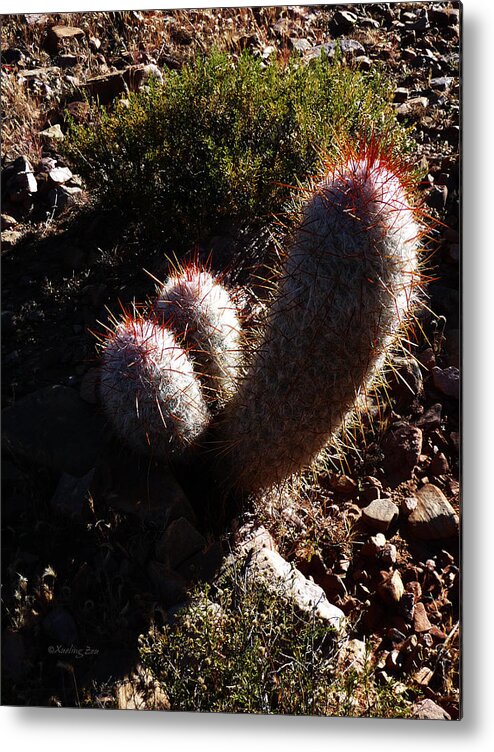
214 149 422 492
100 314 209 457
155 266 242 407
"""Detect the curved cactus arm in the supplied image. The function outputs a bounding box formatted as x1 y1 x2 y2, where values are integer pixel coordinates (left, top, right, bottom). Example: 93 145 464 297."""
155 264 243 408
213 143 424 492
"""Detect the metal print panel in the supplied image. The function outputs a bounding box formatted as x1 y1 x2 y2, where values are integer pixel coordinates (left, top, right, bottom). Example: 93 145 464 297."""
1 2 461 718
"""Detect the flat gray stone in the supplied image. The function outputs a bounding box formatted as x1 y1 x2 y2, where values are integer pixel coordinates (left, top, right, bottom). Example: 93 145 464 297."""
361 498 399 532
411 698 451 720
48 166 73 184
39 124 65 142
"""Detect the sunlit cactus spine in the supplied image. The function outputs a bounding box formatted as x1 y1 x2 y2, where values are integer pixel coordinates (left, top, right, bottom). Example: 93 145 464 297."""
155 263 242 408
213 138 424 492
99 310 209 458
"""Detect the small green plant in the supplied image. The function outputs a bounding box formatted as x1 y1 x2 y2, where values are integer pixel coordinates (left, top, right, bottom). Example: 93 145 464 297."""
139 570 340 715
64 49 410 248
138 570 411 717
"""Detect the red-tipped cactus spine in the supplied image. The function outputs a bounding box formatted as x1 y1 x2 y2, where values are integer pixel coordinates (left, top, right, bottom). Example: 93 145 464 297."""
214 141 423 492
99 312 209 457
155 265 242 407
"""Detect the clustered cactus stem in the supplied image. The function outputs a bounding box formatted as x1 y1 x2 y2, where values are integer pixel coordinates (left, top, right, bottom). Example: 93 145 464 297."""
154 262 242 408
97 136 426 504
211 139 424 492
99 309 209 458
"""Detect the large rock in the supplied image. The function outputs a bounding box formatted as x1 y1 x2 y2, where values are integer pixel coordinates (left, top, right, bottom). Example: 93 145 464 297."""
338 638 368 675
376 570 405 607
2 385 106 476
330 10 358 34
381 422 423 482
39 124 65 143
5 156 37 202
429 6 460 27
361 498 399 533
412 602 432 633
432 366 460 399
45 25 85 53
83 64 163 105
48 166 73 185
407 484 459 540
50 468 96 519
236 526 345 631
411 698 451 720
155 517 205 568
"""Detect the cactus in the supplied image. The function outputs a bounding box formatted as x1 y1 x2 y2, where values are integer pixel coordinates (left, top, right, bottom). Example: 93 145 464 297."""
99 311 209 458
155 264 242 407
212 142 423 492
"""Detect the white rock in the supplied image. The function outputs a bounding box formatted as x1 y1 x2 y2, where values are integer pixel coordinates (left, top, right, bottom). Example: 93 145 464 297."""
39 124 65 142
239 526 345 631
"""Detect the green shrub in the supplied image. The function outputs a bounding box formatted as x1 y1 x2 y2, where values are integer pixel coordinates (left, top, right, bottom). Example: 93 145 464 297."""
138 567 412 717
139 574 342 715
64 49 410 249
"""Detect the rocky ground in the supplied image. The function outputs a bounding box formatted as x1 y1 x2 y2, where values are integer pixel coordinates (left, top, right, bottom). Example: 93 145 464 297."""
1 4 460 716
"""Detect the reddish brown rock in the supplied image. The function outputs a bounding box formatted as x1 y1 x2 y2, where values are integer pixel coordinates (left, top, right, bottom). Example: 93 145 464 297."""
83 64 163 105
429 625 448 643
412 602 432 633
325 473 357 495
405 580 422 604
381 423 423 481
432 366 460 400
407 484 459 540
376 570 405 607
45 25 85 53
429 451 450 476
